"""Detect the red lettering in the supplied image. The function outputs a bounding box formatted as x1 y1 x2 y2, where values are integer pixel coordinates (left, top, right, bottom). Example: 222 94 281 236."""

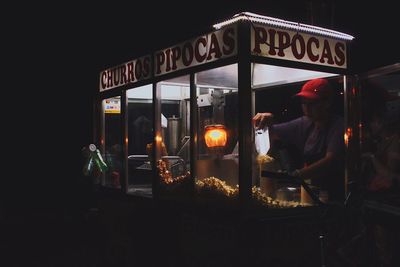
120 65 127 85
334 42 345 66
155 52 165 75
165 49 172 72
207 33 222 60
291 34 305 60
107 70 113 88
307 37 319 62
135 60 142 79
320 40 334 64
101 72 107 89
113 68 120 86
195 37 207 62
127 62 134 82
268 29 277 55
182 42 193 66
253 27 267 54
171 47 181 70
277 31 291 57
142 57 150 77
222 27 235 55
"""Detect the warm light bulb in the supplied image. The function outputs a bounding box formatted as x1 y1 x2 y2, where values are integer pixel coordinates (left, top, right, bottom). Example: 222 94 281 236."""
204 124 227 148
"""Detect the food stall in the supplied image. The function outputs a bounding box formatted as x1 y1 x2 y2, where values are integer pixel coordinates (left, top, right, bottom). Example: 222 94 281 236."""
93 12 361 266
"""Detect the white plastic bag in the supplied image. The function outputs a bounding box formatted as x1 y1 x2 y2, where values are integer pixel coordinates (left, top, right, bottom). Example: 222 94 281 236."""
255 127 270 155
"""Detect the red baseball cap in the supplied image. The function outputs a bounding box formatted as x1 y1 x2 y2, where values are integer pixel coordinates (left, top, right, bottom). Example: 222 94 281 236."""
295 78 333 100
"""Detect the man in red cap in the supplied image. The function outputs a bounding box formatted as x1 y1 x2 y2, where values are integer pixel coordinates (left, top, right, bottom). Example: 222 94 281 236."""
253 78 344 202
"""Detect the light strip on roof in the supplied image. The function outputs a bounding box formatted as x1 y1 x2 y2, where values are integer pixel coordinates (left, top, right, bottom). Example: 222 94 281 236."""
213 12 354 41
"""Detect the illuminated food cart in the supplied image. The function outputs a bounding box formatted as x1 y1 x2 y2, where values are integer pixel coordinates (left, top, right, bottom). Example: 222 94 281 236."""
94 12 363 265
97 11 354 202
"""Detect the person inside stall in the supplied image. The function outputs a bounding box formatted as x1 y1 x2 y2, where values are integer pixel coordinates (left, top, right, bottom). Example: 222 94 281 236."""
253 78 345 202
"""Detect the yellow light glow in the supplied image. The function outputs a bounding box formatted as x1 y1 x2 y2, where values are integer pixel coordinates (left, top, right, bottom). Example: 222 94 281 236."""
344 127 352 146
155 135 163 143
204 124 227 148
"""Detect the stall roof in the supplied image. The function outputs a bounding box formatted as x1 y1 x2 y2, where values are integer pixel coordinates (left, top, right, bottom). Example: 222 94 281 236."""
213 12 354 41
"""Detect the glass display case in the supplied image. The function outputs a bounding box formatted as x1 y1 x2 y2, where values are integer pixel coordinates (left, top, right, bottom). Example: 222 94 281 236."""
95 12 355 209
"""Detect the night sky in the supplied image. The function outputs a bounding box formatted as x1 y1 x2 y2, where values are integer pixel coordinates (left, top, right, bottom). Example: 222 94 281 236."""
6 0 399 210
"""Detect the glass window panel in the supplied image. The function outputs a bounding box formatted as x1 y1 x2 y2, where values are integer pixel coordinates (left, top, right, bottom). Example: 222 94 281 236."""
359 68 400 194
195 64 239 199
252 64 336 89
252 63 345 207
157 76 191 195
127 84 153 197
101 96 122 189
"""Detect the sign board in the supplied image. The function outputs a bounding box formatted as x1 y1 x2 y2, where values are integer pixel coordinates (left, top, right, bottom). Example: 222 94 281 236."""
100 55 151 92
251 24 347 68
154 25 237 76
104 98 120 114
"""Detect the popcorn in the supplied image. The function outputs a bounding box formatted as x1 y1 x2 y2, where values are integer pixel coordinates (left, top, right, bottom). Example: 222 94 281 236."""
196 177 239 197
256 154 274 165
252 186 303 208
157 159 190 185
158 163 304 208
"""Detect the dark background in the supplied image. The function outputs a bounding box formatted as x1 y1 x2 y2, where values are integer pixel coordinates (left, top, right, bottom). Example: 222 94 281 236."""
4 0 399 213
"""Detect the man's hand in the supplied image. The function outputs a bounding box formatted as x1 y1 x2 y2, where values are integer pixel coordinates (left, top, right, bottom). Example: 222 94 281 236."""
252 112 274 130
